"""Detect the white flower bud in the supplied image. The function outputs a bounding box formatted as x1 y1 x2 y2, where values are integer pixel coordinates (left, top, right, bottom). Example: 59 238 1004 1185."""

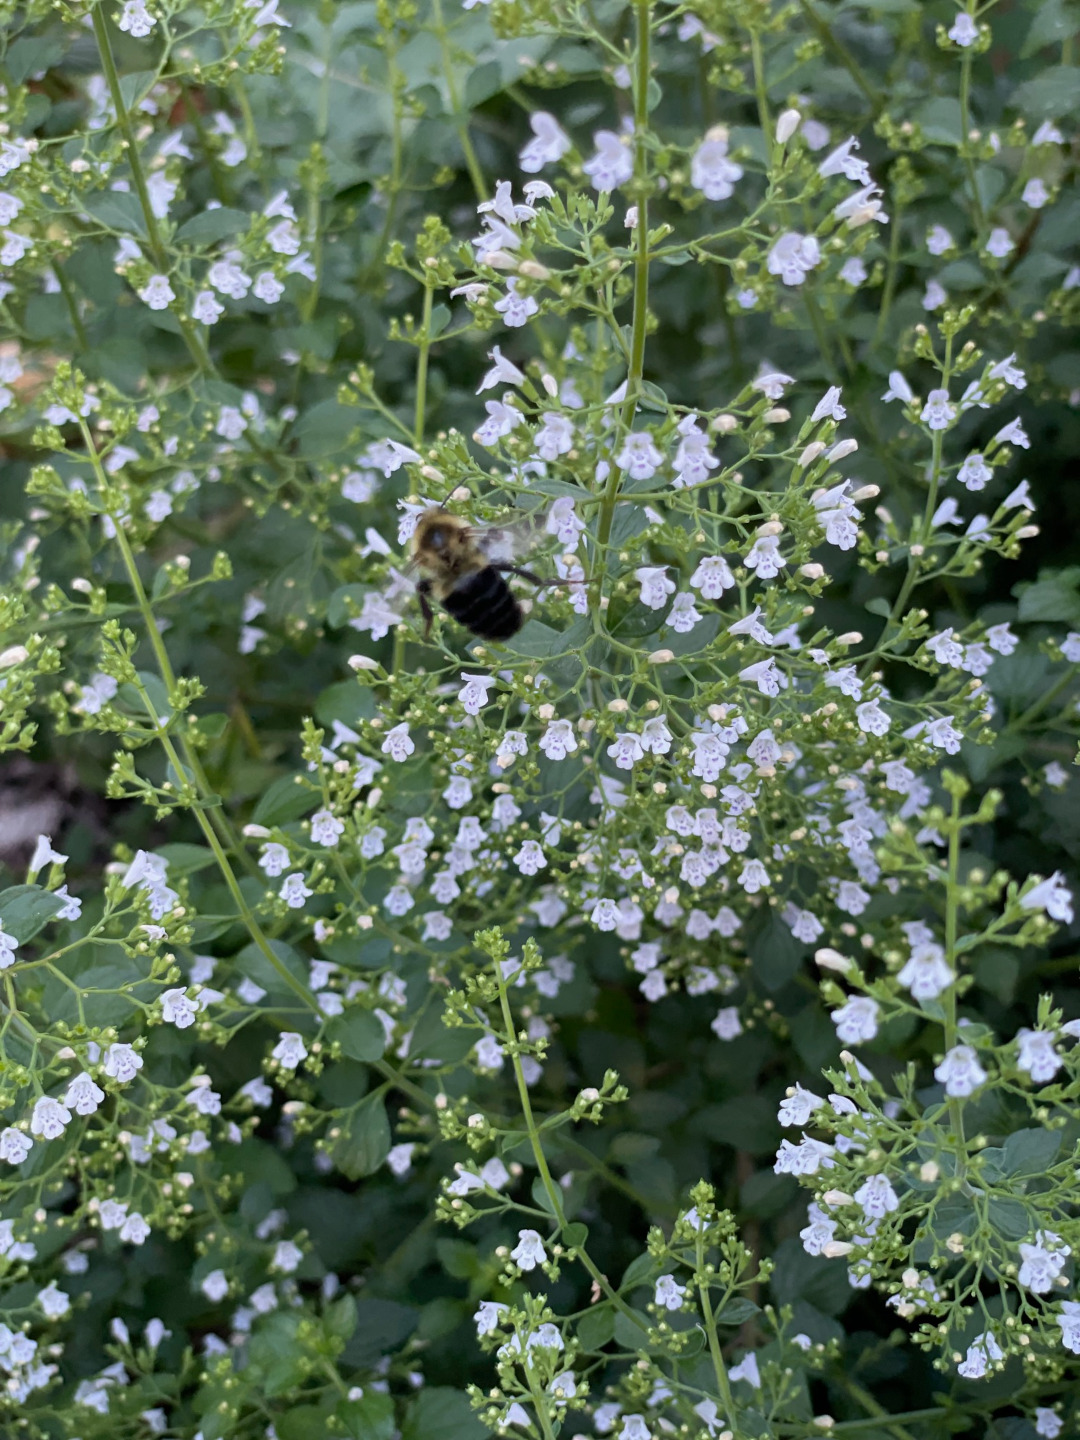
814 946 852 972
776 108 801 144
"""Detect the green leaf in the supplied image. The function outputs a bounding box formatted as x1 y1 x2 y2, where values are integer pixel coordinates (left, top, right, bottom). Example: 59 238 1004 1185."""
1001 1127 1061 1177
620 1250 659 1290
82 191 147 237
344 1300 419 1369
1015 568 1080 623
325 1293 358 1342
987 1197 1031 1240
577 1304 615 1350
337 1392 395 1440
564 1221 589 1248
715 1296 762 1326
435 1238 479 1280
613 1306 654 1351
247 1312 306 1396
401 1388 486 1440
252 774 319 825
1012 66 1080 121
174 208 251 245
293 399 358 458
1021 0 1080 56
0 885 65 944
328 1009 386 1063
331 1092 391 1178
157 843 217 876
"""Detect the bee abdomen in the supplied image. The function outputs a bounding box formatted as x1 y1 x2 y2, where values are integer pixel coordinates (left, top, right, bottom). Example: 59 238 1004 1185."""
443 567 523 641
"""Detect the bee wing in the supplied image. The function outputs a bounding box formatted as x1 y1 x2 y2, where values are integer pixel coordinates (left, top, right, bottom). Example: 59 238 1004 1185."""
473 511 548 565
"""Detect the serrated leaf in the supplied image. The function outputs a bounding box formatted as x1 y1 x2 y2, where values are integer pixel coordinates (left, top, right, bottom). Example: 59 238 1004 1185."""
0 885 65 944
1001 1127 1061 1177
252 773 319 825
174 208 251 245
328 1009 386 1063
331 1091 391 1178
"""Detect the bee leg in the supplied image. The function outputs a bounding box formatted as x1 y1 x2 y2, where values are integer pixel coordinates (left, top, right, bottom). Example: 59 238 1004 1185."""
416 579 435 637
492 564 547 588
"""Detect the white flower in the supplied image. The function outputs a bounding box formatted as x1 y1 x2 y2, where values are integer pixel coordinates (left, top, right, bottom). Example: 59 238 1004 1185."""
1035 1410 1063 1439
767 232 821 286
778 1084 825 1127
1018 1231 1071 1293
948 12 979 46
934 1043 987 1096
921 388 955 431
280 872 312 909
620 1416 652 1440
635 566 676 610
584 130 633 192
207 259 252 298
616 431 664 480
839 256 867 286
30 1096 72 1140
956 453 992 490
1020 872 1073 923
201 1268 229 1302
691 555 734 598
691 133 744 200
510 1228 546 1271
458 673 497 715
310 809 344 847
922 279 947 310
926 224 953 255
254 271 284 303
1057 1301 1080 1353
64 1072 105 1116
37 1282 71 1320
161 988 198 1028
897 943 953 1000
984 227 1014 258
1022 178 1049 209
272 1032 307 1069
539 718 577 760
994 417 1030 448
832 996 879 1044
192 290 223 324
958 1330 1002 1379
654 1274 687 1310
744 534 784 577
474 1300 507 1336
520 112 570 172
118 0 156 37
138 274 174 310
855 1173 900 1220
513 840 547 875
0 1128 32 1164
1015 1027 1062 1083
533 412 574 459
380 722 414 762
711 1006 743 1040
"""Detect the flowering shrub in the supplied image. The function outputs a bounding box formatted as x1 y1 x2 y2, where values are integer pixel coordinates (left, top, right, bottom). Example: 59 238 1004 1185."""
1 0 1079 1435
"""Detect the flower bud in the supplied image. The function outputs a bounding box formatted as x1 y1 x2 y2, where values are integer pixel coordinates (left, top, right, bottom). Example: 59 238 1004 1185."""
776 108 801 144
797 442 825 467
814 946 852 972
518 259 551 280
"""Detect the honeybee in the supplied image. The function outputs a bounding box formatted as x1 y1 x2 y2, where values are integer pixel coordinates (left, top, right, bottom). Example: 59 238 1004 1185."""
409 507 546 642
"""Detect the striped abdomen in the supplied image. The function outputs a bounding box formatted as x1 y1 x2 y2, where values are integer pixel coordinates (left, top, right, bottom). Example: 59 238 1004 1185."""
441 567 523 640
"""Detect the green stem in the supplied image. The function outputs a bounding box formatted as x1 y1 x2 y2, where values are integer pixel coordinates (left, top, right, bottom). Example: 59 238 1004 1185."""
596 0 652 569
52 261 89 349
942 788 966 1154
492 962 640 1326
873 198 904 347
91 3 213 378
430 0 488 202
750 28 774 172
958 50 987 234
414 282 435 444
81 425 317 1014
696 1232 737 1421
1005 665 1077 734
797 0 881 109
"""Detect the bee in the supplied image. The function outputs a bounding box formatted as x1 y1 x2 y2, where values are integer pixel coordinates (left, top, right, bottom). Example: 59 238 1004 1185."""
409 507 546 642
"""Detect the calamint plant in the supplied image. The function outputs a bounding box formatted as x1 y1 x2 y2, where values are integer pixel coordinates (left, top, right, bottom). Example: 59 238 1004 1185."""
0 0 1078 1435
